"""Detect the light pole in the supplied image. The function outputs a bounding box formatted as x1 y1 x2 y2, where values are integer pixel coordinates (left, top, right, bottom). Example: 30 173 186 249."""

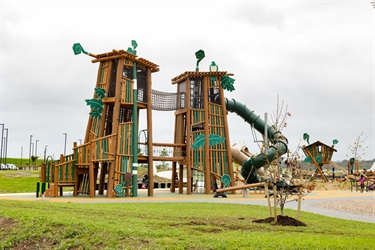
1 137 4 166
4 128 8 167
21 146 23 167
29 135 33 167
63 133 67 155
35 139 39 157
0 124 4 166
44 145 48 162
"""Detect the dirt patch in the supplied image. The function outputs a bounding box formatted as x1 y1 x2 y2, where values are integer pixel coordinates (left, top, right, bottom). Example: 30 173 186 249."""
253 215 307 227
9 237 59 250
0 217 17 231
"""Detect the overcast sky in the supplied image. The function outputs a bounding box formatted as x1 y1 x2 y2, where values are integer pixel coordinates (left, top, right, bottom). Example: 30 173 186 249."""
1 0 374 163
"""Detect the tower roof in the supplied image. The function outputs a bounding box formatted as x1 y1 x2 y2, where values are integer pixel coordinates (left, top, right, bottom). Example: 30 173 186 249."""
171 71 230 84
92 49 159 72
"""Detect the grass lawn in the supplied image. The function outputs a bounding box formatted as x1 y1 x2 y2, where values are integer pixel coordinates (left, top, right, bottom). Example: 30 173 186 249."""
1 200 374 249
1 170 374 249
0 170 40 193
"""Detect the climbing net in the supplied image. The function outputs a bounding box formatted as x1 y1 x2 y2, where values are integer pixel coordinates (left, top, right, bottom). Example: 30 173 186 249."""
151 89 185 111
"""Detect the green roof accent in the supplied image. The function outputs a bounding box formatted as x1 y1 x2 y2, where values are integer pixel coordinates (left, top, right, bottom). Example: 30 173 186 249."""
195 49 205 72
72 43 88 55
303 133 310 144
131 40 138 50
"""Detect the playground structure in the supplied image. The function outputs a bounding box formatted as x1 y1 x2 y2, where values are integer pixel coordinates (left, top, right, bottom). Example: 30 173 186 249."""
38 41 292 198
302 140 340 182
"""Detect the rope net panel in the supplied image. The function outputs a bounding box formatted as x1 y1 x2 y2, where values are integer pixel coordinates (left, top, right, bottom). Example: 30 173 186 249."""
150 89 185 111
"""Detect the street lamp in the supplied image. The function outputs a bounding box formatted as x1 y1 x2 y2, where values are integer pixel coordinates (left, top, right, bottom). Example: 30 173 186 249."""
44 145 48 161
4 128 8 167
35 139 39 157
0 123 3 166
63 133 67 155
29 135 33 167
21 146 23 167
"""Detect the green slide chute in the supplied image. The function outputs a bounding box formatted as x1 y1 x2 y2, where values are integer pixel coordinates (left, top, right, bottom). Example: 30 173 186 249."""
225 98 288 184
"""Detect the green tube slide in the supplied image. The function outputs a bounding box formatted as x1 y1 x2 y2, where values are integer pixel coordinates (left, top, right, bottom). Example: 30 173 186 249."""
225 98 288 184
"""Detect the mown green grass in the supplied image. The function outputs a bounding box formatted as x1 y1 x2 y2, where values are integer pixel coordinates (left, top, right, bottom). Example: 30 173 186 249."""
0 170 40 193
4 157 44 167
1 170 374 249
0 200 374 249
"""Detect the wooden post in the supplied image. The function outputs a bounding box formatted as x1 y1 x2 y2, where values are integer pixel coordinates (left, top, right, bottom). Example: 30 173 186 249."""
186 79 192 195
264 183 272 217
171 161 177 193
89 161 95 198
220 76 234 190
203 77 211 194
106 58 124 198
297 172 303 220
272 169 278 223
146 68 154 197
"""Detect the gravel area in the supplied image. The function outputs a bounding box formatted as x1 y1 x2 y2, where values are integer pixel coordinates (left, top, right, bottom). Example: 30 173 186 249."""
312 197 375 217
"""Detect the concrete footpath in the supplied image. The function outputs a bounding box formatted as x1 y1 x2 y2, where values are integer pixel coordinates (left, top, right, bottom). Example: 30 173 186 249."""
1 189 374 223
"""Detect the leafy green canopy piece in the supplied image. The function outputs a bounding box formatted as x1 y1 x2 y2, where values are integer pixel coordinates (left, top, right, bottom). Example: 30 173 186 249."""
221 174 231 188
191 134 225 149
220 75 235 92
72 43 88 55
195 49 205 72
86 88 106 118
127 40 138 55
95 88 106 99
303 133 310 144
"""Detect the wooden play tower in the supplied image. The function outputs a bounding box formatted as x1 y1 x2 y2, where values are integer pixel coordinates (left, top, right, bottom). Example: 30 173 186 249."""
39 43 235 198
171 67 235 195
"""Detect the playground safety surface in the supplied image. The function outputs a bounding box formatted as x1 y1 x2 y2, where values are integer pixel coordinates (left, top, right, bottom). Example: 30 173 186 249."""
1 189 374 224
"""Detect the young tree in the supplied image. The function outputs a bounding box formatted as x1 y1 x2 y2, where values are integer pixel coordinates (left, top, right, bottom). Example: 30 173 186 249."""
267 95 306 219
347 132 368 174
347 132 368 161
156 148 169 171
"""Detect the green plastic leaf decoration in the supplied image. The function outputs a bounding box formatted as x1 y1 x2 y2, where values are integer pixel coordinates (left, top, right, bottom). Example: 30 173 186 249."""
131 40 138 50
220 75 235 92
72 43 88 55
89 110 102 119
303 156 312 163
195 49 205 71
191 134 205 149
85 99 103 111
191 134 225 149
208 134 225 146
332 139 338 145
303 133 310 144
315 153 322 163
209 61 218 72
114 184 124 197
95 88 106 99
127 47 134 54
195 50 205 62
221 174 231 188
